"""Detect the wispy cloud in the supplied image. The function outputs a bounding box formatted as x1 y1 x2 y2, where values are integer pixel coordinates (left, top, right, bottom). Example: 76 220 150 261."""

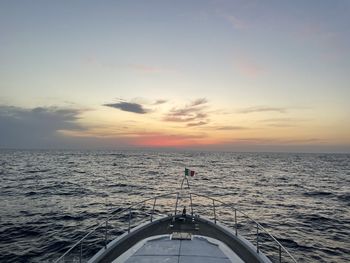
238 106 287 114
187 121 208 127
191 98 208 106
260 117 308 127
164 98 209 123
260 118 295 122
104 100 149 114
232 137 323 145
153 99 168 105
215 125 248 130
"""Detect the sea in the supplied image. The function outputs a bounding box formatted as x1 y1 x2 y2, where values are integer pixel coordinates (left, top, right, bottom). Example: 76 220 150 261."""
0 150 349 262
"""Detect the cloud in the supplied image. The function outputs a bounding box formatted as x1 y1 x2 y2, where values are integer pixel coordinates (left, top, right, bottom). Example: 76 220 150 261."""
238 106 287 114
260 118 294 122
259 117 309 128
190 98 208 106
0 105 84 148
196 125 248 131
215 125 248 130
187 121 208 127
153 99 167 105
231 137 324 145
104 101 149 114
164 98 209 123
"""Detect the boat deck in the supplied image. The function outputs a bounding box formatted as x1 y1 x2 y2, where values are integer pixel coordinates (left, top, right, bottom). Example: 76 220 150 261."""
113 234 244 263
58 192 296 263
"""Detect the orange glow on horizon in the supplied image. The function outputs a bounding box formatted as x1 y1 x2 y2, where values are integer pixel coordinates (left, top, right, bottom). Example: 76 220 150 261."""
133 135 220 148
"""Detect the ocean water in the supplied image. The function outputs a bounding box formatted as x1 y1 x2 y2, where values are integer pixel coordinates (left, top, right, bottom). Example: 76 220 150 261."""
0 150 349 263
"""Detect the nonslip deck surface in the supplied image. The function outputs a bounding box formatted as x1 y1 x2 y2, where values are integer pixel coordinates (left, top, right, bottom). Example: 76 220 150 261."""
116 235 244 263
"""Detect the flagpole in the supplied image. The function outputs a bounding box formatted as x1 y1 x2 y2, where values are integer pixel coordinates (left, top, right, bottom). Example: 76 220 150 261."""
180 176 185 189
181 168 191 190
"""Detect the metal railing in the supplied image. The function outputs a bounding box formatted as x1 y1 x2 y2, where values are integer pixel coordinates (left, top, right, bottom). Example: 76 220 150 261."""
189 192 297 263
54 191 297 263
54 192 178 263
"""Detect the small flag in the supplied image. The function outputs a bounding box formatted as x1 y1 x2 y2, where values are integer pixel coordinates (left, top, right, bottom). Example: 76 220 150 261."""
185 168 195 177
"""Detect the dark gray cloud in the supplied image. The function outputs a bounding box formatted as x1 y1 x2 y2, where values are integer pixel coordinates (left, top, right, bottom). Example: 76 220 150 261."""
164 98 209 123
0 105 84 148
238 106 287 114
187 121 208 127
104 101 149 114
153 99 167 105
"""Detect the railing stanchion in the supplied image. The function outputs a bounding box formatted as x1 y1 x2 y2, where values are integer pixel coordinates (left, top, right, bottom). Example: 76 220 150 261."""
279 245 282 262
190 193 193 216
256 223 259 253
79 241 83 263
174 192 179 218
151 197 157 222
128 208 131 233
235 209 237 236
104 219 108 249
213 199 216 224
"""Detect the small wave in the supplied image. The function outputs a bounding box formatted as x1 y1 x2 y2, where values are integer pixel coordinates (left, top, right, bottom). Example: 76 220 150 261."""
301 213 342 227
73 169 86 174
25 168 51 174
337 193 350 203
0 224 42 242
19 210 35 216
108 183 128 187
25 191 37 196
277 237 315 252
53 211 103 222
303 191 334 197
59 215 85 221
320 247 342 256
109 153 127 157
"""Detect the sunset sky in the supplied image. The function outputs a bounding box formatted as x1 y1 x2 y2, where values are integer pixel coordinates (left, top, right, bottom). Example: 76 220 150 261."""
0 0 349 152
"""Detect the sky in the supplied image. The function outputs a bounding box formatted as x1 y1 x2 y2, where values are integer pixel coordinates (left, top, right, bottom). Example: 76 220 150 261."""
0 0 349 152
